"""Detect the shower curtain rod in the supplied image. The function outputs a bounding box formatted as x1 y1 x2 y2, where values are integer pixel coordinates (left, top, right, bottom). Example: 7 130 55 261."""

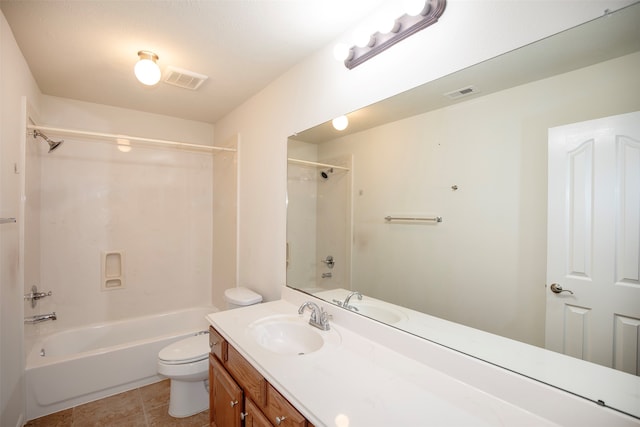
26 125 236 153
287 158 350 171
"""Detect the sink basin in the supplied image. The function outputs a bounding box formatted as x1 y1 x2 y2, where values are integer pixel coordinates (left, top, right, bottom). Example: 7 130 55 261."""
349 303 405 324
248 316 339 356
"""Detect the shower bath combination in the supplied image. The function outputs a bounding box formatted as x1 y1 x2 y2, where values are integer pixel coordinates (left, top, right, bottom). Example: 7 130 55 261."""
32 129 64 153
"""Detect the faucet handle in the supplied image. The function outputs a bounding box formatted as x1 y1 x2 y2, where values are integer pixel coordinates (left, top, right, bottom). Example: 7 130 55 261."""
318 308 331 330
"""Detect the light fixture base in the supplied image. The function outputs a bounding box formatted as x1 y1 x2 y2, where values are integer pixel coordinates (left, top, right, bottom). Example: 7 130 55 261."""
345 0 446 69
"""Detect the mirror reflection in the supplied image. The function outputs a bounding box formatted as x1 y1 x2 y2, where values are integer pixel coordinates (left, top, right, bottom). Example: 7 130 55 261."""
287 3 640 419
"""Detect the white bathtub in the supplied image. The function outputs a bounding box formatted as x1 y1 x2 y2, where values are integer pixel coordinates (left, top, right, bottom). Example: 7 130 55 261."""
25 306 217 421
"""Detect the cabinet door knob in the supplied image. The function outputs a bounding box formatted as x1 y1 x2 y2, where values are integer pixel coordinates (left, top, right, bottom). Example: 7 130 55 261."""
275 416 287 425
240 412 248 420
230 400 238 407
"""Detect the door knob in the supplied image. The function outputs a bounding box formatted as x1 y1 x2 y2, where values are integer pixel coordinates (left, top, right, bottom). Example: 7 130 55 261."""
550 283 574 295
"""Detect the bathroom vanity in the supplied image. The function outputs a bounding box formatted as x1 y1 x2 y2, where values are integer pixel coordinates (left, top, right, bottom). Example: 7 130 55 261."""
208 325 311 426
206 288 639 427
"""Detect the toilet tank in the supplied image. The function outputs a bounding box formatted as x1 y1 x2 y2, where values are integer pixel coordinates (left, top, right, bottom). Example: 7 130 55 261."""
224 287 262 310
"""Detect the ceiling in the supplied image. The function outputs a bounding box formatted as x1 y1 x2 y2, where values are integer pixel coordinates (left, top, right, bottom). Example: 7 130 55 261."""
0 0 386 124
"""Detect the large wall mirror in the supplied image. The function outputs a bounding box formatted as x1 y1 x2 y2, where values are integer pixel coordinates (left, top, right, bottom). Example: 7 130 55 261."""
287 3 640 419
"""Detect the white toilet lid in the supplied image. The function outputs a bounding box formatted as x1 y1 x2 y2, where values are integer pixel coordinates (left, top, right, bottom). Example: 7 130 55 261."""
159 334 209 364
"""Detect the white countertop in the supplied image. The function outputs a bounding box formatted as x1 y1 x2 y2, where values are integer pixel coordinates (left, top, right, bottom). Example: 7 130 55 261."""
207 298 561 427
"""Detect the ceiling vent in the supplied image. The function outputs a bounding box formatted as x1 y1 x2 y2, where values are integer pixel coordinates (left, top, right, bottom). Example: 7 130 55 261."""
163 66 208 90
444 85 480 100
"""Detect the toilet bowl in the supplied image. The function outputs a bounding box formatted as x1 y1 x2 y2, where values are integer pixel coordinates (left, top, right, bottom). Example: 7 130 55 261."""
157 288 262 418
157 333 210 418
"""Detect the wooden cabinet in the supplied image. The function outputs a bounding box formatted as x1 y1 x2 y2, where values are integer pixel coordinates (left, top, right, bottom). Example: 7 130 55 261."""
244 398 272 427
209 327 227 362
264 384 307 427
208 325 312 427
210 355 242 427
226 345 266 407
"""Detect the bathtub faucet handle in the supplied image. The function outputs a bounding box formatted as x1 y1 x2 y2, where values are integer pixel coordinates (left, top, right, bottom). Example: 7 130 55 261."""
24 285 52 308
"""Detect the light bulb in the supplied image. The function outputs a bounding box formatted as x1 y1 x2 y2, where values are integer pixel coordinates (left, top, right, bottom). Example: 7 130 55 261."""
373 6 401 34
332 116 349 131
134 51 161 86
377 16 399 34
353 28 373 48
404 0 427 16
333 43 351 62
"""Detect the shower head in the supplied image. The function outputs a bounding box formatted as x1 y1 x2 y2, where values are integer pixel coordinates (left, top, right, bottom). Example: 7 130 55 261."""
33 130 64 153
320 168 334 180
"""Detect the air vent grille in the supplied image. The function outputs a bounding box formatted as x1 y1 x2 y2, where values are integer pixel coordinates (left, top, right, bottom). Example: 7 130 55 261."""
444 85 480 100
163 66 208 90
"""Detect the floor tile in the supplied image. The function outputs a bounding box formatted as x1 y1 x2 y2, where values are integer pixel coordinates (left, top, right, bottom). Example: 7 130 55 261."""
24 408 73 427
139 380 170 411
23 381 209 427
72 389 144 426
146 404 209 426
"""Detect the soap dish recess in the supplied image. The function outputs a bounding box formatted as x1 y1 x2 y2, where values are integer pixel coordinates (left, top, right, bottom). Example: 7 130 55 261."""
101 251 125 291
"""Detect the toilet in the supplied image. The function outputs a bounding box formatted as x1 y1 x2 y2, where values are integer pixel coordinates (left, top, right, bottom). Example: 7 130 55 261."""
224 286 262 309
157 287 262 418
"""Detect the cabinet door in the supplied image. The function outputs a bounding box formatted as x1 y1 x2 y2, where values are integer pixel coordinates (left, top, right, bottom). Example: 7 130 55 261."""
264 384 307 427
210 355 243 427
244 397 272 427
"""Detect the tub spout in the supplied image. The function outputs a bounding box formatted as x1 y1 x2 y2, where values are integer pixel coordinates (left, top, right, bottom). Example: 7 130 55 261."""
24 312 57 324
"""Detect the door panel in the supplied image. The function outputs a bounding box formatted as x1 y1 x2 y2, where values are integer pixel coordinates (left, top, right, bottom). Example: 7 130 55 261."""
546 111 640 373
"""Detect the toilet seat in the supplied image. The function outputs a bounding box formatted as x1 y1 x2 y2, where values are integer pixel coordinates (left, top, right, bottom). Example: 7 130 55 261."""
159 334 209 365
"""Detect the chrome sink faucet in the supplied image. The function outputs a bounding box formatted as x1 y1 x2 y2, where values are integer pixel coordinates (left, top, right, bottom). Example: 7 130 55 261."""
298 301 330 331
342 291 362 311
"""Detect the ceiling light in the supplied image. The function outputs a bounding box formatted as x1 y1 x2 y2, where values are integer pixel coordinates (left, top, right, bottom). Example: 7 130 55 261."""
134 51 161 86
332 116 349 131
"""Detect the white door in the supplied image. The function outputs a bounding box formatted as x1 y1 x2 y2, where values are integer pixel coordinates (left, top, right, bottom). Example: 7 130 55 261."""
546 111 640 375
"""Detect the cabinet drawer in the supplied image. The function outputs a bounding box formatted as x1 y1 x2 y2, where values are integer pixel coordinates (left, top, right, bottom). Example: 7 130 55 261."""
264 383 306 427
209 326 227 362
226 345 266 407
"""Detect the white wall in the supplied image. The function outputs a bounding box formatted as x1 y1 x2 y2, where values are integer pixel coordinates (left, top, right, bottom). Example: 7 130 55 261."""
214 0 636 304
1 9 42 427
315 52 640 346
25 96 216 333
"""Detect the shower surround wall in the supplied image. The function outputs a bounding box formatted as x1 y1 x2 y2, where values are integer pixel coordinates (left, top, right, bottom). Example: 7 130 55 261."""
286 144 351 292
25 96 216 334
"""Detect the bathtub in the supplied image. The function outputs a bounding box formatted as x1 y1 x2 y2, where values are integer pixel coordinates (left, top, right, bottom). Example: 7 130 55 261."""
25 306 217 421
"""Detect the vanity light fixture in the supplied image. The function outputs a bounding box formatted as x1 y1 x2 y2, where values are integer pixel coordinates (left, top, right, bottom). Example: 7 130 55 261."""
134 50 161 86
332 115 349 131
342 0 446 69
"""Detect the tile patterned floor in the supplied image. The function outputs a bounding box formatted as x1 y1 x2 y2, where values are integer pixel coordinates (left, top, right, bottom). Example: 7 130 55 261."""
24 380 209 427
